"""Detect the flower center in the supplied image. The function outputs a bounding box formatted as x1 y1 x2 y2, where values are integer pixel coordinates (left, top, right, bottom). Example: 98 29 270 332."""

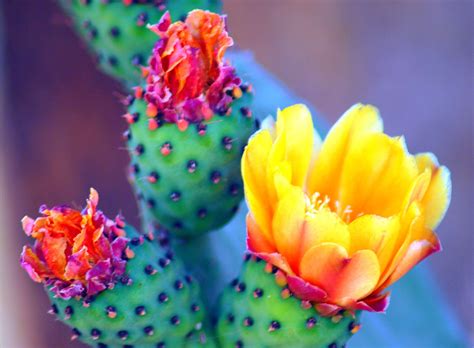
305 192 354 222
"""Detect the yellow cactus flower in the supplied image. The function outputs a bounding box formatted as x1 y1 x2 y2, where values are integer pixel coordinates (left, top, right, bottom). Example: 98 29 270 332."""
242 104 451 315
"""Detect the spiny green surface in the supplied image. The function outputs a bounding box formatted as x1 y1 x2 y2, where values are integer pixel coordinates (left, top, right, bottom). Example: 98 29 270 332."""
60 0 222 86
216 255 359 348
48 225 209 347
127 91 256 238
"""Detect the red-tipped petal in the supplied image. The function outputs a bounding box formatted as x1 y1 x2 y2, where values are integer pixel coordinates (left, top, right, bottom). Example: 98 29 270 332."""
300 243 380 306
286 274 327 302
252 251 294 276
383 236 441 289
355 292 391 313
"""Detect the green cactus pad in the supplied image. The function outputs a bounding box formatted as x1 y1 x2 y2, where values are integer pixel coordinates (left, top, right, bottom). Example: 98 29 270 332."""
126 89 256 238
216 254 361 348
60 0 222 86
48 225 209 347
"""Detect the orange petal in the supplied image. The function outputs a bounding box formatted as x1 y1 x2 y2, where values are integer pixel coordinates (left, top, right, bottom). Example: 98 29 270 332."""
339 133 419 217
246 214 275 253
415 153 451 229
307 103 383 199
272 186 306 271
20 246 51 282
185 10 233 65
64 247 91 280
41 233 68 278
299 243 380 305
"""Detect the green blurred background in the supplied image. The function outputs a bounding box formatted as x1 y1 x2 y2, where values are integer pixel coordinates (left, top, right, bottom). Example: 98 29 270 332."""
0 0 471 346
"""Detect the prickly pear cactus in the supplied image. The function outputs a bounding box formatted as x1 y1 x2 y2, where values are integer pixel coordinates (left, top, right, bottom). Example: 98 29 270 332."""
48 225 209 347
125 10 256 238
127 89 255 238
216 254 361 348
19 189 215 347
59 0 222 86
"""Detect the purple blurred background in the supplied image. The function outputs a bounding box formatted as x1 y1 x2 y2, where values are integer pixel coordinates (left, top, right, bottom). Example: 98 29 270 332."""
0 0 472 346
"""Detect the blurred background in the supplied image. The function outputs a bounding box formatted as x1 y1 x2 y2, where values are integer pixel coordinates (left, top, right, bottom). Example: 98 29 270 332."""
0 0 472 347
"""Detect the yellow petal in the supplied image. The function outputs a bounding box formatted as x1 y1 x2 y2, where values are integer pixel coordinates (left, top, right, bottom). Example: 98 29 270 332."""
415 152 438 172
375 202 423 289
275 104 315 187
246 214 275 253
265 125 288 211
300 210 350 261
242 129 274 240
242 130 273 198
402 169 431 214
260 115 276 138
300 243 380 304
244 188 273 245
273 162 293 200
349 214 402 284
307 128 323 187
349 214 400 260
382 229 440 288
339 133 419 218
272 185 306 271
415 153 451 229
307 103 383 198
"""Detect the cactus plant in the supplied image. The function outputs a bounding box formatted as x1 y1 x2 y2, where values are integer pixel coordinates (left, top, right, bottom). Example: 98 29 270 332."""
126 10 256 238
216 254 361 348
18 2 465 347
59 0 222 86
20 189 211 347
